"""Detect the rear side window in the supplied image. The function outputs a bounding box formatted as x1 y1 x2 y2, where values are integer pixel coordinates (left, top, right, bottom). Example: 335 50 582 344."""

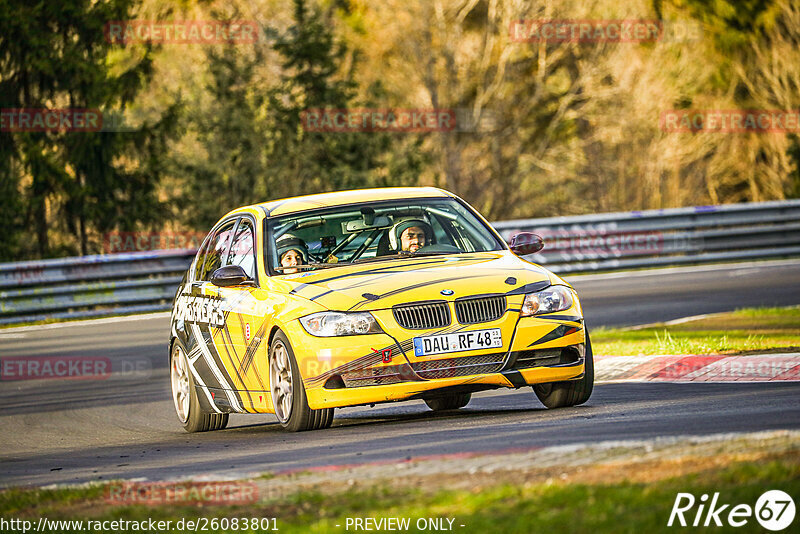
195 220 237 281
226 219 256 280
193 238 210 281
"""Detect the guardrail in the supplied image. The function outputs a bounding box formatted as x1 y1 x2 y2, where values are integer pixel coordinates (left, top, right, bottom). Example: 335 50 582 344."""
1 200 799 325
492 199 800 273
0 250 192 325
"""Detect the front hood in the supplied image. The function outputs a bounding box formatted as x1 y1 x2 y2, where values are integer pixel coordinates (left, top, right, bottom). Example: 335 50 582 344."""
281 251 554 311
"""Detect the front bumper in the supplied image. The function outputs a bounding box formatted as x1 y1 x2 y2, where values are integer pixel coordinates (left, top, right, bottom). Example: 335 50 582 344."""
285 294 587 410
308 354 585 408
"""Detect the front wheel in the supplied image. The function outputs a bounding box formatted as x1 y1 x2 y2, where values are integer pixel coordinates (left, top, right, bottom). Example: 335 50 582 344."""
171 343 228 432
269 331 334 432
533 332 595 409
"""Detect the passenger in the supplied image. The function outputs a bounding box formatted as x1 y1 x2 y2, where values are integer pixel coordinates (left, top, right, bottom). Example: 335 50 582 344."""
389 218 433 253
276 234 308 274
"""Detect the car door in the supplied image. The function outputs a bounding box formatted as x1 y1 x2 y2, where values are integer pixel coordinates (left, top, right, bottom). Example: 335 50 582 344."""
212 216 273 412
181 218 253 414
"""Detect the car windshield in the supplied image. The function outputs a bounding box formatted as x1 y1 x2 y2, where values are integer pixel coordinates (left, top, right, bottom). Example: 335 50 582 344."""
266 198 505 274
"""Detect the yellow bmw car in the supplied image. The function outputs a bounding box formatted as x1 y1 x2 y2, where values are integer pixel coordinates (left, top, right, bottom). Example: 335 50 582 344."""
169 187 593 432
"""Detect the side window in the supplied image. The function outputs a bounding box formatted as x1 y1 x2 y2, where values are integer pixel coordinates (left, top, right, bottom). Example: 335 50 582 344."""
193 238 211 281
227 219 256 280
198 220 237 281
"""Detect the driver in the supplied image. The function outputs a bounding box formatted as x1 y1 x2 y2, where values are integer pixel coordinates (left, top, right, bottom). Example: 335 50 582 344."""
389 218 433 253
276 234 308 274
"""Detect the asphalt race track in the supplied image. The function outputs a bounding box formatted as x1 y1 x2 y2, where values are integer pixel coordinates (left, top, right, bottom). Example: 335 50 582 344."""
570 259 800 327
1 260 799 488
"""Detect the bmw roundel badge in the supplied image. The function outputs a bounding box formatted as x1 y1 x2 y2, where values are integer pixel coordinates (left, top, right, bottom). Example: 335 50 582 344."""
440 289 454 296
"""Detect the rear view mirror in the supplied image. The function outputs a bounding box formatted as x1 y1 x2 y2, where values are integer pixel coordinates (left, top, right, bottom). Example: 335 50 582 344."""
210 265 254 287
509 232 544 255
342 216 391 232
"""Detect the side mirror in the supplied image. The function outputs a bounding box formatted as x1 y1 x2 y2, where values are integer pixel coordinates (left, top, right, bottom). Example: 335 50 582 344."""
210 265 253 287
509 232 544 255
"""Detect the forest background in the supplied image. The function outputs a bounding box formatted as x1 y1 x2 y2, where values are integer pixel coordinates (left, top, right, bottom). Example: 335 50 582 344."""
1 0 798 261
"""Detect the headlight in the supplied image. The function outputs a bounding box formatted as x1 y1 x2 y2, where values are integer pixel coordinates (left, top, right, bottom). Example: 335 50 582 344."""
520 285 573 316
299 312 383 337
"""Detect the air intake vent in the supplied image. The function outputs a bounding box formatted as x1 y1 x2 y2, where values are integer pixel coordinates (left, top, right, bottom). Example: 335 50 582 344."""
411 353 506 379
392 301 451 330
455 295 506 325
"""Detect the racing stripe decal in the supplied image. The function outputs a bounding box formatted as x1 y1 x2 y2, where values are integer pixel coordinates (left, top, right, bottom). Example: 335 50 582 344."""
535 314 583 323
239 317 269 384
506 281 551 296
186 345 223 414
289 259 450 295
200 324 247 411
217 323 256 410
309 289 334 301
307 268 446 301
348 275 489 310
209 323 243 381
191 323 244 412
187 345 224 391
527 324 583 347
304 341 410 387
501 369 527 388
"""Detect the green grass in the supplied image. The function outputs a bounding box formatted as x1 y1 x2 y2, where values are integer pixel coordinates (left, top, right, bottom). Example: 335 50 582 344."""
593 306 800 356
1 458 797 533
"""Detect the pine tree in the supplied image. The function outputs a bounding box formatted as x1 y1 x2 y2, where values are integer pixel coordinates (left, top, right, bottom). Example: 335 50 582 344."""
263 0 424 197
0 0 179 258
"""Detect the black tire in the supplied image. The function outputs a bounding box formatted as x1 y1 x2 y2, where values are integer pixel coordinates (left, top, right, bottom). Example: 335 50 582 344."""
269 331 334 432
208 413 230 431
533 331 595 409
424 392 472 411
171 343 229 433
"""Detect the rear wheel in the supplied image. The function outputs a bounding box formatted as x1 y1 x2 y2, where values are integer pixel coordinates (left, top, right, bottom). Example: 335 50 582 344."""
269 331 334 432
424 392 472 411
533 332 595 409
171 343 229 432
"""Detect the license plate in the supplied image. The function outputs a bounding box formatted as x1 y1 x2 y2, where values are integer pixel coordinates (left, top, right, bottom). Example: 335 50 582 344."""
413 328 503 357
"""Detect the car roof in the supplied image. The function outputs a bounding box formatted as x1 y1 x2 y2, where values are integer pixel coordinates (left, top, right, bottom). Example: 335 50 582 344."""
246 187 454 217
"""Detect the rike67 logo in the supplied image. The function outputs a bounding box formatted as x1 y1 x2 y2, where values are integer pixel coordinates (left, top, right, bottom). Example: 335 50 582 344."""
668 490 795 531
